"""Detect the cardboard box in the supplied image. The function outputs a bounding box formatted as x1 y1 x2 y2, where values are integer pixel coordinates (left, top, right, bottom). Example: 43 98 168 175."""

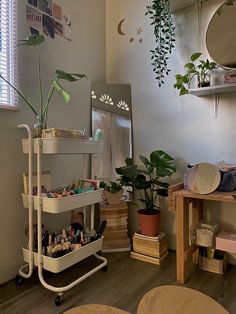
132 233 167 258
199 250 227 274
130 251 168 265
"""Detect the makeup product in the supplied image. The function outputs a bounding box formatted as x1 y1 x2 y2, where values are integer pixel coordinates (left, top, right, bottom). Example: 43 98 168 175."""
62 229 67 239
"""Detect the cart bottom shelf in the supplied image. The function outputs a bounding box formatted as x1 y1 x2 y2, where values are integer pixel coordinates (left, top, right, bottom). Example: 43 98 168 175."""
22 237 103 273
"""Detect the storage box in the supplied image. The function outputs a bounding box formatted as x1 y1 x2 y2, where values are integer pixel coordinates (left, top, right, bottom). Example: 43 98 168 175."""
42 128 88 140
216 230 236 253
22 237 103 273
132 233 167 258
199 250 227 274
130 251 168 265
100 202 128 219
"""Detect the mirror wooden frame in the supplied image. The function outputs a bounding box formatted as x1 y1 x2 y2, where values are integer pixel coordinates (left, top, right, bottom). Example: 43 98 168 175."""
205 0 236 70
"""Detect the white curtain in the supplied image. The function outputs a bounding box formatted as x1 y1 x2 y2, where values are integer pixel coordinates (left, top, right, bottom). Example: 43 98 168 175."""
92 108 132 181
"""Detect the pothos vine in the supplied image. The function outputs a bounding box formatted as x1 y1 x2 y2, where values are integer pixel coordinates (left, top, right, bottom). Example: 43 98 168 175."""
146 0 175 87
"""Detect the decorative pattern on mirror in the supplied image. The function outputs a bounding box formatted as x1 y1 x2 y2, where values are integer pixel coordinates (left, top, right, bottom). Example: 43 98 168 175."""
91 83 132 182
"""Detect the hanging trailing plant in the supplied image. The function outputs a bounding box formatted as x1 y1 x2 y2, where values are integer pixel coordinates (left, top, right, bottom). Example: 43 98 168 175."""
146 0 175 87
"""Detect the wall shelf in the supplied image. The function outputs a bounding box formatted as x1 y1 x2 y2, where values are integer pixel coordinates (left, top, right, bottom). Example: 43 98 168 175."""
189 83 236 118
189 83 236 97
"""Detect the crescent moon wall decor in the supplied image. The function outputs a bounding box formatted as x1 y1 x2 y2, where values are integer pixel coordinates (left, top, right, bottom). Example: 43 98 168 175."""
117 18 126 35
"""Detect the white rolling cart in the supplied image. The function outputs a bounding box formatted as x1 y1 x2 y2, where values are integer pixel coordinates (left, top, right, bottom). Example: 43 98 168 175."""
17 124 107 305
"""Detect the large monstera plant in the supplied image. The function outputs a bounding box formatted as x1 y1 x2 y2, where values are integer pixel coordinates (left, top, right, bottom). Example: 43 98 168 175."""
146 0 175 87
0 34 86 130
116 150 176 214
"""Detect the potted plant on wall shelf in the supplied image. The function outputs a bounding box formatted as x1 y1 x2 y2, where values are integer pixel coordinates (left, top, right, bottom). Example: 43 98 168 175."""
0 34 87 136
100 181 124 205
174 52 216 95
116 150 176 236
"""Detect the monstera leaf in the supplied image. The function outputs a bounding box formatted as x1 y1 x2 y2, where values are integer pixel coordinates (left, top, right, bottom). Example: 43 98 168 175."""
18 34 45 47
55 70 87 82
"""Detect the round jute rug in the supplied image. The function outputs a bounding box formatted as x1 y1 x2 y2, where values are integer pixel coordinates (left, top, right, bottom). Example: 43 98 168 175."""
137 285 229 314
63 304 131 314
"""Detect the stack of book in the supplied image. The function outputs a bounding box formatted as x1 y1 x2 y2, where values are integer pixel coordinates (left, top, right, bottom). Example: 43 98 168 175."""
225 72 236 84
131 232 168 265
100 201 131 252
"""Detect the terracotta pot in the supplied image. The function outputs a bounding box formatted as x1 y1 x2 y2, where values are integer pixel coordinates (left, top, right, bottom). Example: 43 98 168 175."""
138 209 161 237
104 189 124 205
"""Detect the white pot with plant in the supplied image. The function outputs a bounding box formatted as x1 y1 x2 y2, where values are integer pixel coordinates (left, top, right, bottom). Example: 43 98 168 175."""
100 181 124 205
0 34 87 136
174 52 216 95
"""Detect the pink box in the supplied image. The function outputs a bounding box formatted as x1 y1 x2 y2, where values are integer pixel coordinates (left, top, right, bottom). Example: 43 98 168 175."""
216 231 236 253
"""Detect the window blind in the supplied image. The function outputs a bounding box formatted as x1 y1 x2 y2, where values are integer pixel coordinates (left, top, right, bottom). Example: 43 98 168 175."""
0 0 18 107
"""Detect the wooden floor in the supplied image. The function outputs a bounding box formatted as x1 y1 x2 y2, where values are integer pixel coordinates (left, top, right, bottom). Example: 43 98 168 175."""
0 251 236 314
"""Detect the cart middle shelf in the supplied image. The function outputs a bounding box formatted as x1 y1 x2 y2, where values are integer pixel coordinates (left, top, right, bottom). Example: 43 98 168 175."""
22 189 103 213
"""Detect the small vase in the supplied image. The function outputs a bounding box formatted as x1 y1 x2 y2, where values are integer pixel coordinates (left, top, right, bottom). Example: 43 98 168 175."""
198 75 210 88
33 116 48 138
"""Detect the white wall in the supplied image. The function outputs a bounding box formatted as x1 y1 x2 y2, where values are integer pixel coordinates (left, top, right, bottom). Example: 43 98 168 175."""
0 0 106 284
106 0 236 262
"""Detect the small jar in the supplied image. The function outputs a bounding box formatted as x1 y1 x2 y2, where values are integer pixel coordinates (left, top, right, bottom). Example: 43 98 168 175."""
210 67 226 86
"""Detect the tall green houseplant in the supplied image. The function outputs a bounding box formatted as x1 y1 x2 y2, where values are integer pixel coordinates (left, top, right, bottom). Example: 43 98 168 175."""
146 0 175 87
116 150 176 214
0 34 87 131
116 150 176 236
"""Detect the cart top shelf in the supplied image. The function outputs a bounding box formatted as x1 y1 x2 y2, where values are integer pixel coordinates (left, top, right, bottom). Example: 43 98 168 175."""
21 138 104 154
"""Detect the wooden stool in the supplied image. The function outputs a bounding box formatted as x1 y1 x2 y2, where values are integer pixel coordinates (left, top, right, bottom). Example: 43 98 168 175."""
137 285 229 314
64 304 131 314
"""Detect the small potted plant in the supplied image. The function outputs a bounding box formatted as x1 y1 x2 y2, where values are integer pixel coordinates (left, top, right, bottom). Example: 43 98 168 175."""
100 181 124 205
116 150 176 236
174 52 216 95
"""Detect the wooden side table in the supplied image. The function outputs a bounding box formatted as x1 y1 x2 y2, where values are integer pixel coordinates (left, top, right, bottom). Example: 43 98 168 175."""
168 183 236 284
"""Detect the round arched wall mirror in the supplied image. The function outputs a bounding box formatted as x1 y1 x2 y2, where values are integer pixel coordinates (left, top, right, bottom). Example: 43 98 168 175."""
206 1 236 69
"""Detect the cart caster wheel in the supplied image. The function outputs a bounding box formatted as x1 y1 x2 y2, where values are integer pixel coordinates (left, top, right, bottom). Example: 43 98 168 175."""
55 295 63 306
15 275 23 285
102 265 108 271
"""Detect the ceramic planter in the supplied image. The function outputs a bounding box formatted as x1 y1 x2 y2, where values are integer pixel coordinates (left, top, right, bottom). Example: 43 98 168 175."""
138 209 161 237
104 189 124 205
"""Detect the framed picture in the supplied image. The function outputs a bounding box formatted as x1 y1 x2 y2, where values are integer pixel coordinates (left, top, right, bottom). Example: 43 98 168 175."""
53 3 62 21
26 5 42 31
38 0 52 16
55 21 63 37
28 0 38 7
42 14 55 38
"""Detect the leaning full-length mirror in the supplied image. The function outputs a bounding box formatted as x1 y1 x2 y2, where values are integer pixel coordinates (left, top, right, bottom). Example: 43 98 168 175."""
91 83 133 182
206 1 236 69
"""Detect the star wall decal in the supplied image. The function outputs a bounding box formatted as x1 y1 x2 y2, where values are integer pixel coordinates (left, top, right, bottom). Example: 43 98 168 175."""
139 38 143 43
129 37 134 43
136 27 143 35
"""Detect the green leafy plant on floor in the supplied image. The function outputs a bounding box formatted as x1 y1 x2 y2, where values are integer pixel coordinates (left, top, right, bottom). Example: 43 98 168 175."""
174 52 216 96
116 150 176 214
146 0 175 87
0 34 87 129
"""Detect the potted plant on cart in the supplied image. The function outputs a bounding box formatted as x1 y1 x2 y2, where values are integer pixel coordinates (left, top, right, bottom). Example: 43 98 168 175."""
0 34 87 136
100 181 124 205
116 150 176 236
